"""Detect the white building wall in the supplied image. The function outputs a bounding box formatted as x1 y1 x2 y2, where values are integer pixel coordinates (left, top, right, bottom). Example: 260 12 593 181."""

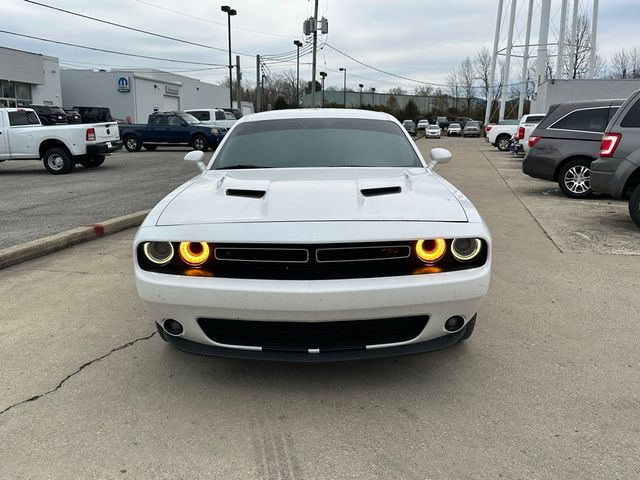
31 56 62 105
531 79 640 113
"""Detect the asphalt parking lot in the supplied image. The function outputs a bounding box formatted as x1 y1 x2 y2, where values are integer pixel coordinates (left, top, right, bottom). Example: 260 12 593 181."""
1 138 639 479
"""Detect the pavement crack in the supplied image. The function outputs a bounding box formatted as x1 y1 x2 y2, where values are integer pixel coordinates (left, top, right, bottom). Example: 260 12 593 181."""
0 331 156 417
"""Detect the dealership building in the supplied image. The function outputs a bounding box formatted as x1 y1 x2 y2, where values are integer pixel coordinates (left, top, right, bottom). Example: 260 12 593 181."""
60 69 247 122
0 46 62 107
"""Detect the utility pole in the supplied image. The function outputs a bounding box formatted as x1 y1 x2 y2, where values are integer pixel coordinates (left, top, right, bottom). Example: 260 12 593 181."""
499 0 517 121
359 83 364 107
518 0 534 118
255 55 261 112
371 87 375 106
339 67 347 107
310 0 319 107
485 0 504 126
221 5 237 109
235 55 241 112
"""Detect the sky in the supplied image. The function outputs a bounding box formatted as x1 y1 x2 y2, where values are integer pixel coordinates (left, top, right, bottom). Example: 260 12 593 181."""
2 0 640 93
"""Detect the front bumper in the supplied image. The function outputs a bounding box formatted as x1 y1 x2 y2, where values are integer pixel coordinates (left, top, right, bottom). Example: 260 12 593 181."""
87 141 123 155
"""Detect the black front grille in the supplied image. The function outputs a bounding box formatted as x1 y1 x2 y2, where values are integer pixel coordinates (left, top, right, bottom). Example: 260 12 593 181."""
197 316 429 352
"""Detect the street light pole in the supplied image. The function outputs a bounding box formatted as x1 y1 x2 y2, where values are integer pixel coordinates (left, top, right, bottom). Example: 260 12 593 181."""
371 87 375 106
359 83 364 107
319 71 327 107
221 5 237 109
294 40 303 108
339 67 347 107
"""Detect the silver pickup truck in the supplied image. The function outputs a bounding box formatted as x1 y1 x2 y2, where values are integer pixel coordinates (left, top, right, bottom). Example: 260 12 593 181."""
0 107 121 174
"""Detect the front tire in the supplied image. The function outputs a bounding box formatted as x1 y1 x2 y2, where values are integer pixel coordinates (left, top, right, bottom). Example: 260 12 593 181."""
629 185 640 228
79 155 105 168
123 135 141 152
558 158 593 198
43 148 74 174
192 134 209 151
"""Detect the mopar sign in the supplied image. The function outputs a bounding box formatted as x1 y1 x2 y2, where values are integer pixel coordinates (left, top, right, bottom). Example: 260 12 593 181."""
117 76 130 92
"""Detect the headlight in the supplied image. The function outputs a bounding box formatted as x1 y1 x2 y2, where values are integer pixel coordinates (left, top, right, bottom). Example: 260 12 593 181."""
179 242 210 267
415 239 446 264
451 238 482 262
142 241 174 265
211 128 220 135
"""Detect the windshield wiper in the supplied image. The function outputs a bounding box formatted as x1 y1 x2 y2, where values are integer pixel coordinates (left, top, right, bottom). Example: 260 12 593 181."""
214 164 271 170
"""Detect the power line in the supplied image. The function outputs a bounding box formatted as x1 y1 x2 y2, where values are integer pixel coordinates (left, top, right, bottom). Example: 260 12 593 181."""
0 30 226 66
23 0 253 57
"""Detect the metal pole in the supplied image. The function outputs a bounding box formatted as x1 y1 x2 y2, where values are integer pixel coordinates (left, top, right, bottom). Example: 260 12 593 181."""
485 0 504 126
371 88 375 105
359 84 363 107
310 0 319 107
255 55 261 112
499 0 517 120
235 55 241 112
570 0 580 78
341 68 347 107
589 0 599 78
294 41 301 108
535 0 552 89
518 0 534 117
556 0 569 79
227 12 233 108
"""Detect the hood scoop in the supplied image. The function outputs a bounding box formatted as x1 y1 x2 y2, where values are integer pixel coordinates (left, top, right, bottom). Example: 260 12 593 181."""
360 186 402 197
226 188 266 199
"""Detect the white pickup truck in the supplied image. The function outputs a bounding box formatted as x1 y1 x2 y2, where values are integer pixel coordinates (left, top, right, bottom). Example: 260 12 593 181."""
0 107 121 174
185 108 237 129
484 121 519 151
515 113 547 154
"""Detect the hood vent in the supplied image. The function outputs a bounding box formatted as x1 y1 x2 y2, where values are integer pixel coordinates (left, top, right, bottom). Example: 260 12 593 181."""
360 186 402 197
226 188 266 199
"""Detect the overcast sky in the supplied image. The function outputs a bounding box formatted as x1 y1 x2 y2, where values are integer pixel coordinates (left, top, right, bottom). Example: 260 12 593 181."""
2 0 640 93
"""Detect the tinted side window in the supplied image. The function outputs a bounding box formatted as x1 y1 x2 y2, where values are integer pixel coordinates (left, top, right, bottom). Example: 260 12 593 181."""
190 111 209 121
150 116 167 126
551 108 608 132
621 99 640 127
525 115 545 123
9 111 40 126
215 111 225 120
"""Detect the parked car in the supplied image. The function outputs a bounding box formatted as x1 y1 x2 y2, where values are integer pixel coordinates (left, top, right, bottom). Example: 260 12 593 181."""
27 105 68 125
73 106 114 124
522 99 623 198
185 108 237 129
119 111 226 152
590 89 640 227
402 119 417 136
425 124 442 138
447 123 462 136
515 114 547 153
463 121 481 137
436 116 450 131
133 109 491 361
63 108 82 124
417 119 430 130
485 122 519 151
0 107 121 174
455 117 473 129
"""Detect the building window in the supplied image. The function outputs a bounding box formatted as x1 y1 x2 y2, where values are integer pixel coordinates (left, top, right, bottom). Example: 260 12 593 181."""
0 80 31 107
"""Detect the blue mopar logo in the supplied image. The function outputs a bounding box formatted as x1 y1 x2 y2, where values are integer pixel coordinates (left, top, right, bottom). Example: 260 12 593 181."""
117 76 130 92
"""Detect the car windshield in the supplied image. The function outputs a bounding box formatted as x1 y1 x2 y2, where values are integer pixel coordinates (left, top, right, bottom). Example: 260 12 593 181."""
450 123 461 128
178 113 201 125
213 118 422 169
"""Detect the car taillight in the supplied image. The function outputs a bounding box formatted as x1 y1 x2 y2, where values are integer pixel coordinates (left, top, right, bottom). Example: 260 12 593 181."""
600 133 621 157
485 125 492 132
528 136 540 148
86 128 96 142
517 126 525 140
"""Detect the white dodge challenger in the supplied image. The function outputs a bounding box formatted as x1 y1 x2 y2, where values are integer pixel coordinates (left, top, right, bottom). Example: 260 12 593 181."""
134 109 491 362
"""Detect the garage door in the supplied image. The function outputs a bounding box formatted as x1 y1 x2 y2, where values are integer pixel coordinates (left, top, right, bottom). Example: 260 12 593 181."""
163 95 180 111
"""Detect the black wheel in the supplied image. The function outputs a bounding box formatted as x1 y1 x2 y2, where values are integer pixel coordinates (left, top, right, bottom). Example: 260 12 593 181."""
43 148 74 174
459 315 476 341
496 135 510 151
123 135 141 152
79 155 105 168
629 185 640 228
558 158 593 198
143 144 158 151
192 134 209 151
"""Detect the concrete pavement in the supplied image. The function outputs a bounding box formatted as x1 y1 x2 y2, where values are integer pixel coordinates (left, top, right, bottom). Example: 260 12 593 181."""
1 138 638 479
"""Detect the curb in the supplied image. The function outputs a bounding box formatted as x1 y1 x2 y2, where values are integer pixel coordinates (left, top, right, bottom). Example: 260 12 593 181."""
0 210 150 270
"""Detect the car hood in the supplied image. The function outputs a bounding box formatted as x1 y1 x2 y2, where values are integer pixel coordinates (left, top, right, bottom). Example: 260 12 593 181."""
156 168 468 225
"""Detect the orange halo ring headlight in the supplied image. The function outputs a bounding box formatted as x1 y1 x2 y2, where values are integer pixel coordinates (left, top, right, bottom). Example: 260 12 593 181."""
178 242 211 267
415 239 447 264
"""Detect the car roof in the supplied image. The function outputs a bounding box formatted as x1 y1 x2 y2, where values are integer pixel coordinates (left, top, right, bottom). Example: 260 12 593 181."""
240 108 396 123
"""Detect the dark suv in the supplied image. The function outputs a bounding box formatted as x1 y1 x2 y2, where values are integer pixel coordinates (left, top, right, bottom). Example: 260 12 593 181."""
522 99 623 198
73 106 114 123
591 89 640 227
27 105 68 125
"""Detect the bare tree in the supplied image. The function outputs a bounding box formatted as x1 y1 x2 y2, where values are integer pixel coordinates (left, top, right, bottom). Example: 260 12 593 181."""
564 13 597 79
446 68 460 111
474 47 491 101
413 85 433 97
387 86 407 95
458 57 475 112
610 50 630 79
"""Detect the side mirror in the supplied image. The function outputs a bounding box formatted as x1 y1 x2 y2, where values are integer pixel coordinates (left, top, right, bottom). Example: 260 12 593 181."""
184 151 207 173
428 148 452 169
